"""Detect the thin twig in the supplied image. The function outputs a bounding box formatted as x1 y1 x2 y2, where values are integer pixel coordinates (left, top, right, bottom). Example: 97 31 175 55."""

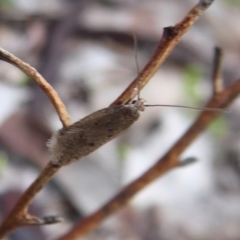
0 48 72 127
0 163 60 237
212 47 223 94
57 79 240 240
18 214 64 225
111 0 215 106
0 0 216 238
0 49 72 237
178 157 198 167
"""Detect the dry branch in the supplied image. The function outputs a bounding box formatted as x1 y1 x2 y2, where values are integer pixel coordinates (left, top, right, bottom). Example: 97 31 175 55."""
212 47 223 94
111 0 215 106
57 78 240 240
0 0 217 239
0 163 61 237
0 49 72 237
0 48 72 128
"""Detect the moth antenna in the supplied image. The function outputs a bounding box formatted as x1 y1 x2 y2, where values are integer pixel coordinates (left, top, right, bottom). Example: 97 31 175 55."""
133 33 140 100
144 104 228 112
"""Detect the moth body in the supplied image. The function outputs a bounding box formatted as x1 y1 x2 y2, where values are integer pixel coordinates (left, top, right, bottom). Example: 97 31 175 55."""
47 99 145 166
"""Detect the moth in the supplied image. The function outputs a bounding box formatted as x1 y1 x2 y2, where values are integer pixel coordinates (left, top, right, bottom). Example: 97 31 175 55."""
47 98 145 166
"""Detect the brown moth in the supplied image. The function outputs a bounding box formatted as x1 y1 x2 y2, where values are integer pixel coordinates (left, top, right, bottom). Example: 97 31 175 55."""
47 98 145 166
47 94 225 166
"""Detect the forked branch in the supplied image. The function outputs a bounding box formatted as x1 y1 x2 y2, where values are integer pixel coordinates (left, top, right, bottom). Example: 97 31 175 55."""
0 0 217 239
57 59 240 240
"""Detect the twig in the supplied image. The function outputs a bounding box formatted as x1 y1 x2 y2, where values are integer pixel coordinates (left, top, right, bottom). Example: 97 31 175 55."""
0 0 216 238
0 48 71 237
212 47 223 94
29 0 87 121
57 78 240 240
0 163 61 237
55 2 236 239
178 157 198 167
0 48 72 127
18 214 64 225
0 3 85 236
111 0 215 106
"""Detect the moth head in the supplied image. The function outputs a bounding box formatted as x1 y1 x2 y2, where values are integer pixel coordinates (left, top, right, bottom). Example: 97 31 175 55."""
131 98 145 112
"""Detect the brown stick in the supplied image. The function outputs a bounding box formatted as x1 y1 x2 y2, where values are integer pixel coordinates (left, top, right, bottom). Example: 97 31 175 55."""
111 0 215 106
0 163 60 237
212 47 223 94
0 0 215 238
57 78 240 240
0 48 72 127
0 48 70 237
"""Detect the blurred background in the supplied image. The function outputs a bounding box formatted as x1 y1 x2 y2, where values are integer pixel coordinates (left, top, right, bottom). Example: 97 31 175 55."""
1 0 240 239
